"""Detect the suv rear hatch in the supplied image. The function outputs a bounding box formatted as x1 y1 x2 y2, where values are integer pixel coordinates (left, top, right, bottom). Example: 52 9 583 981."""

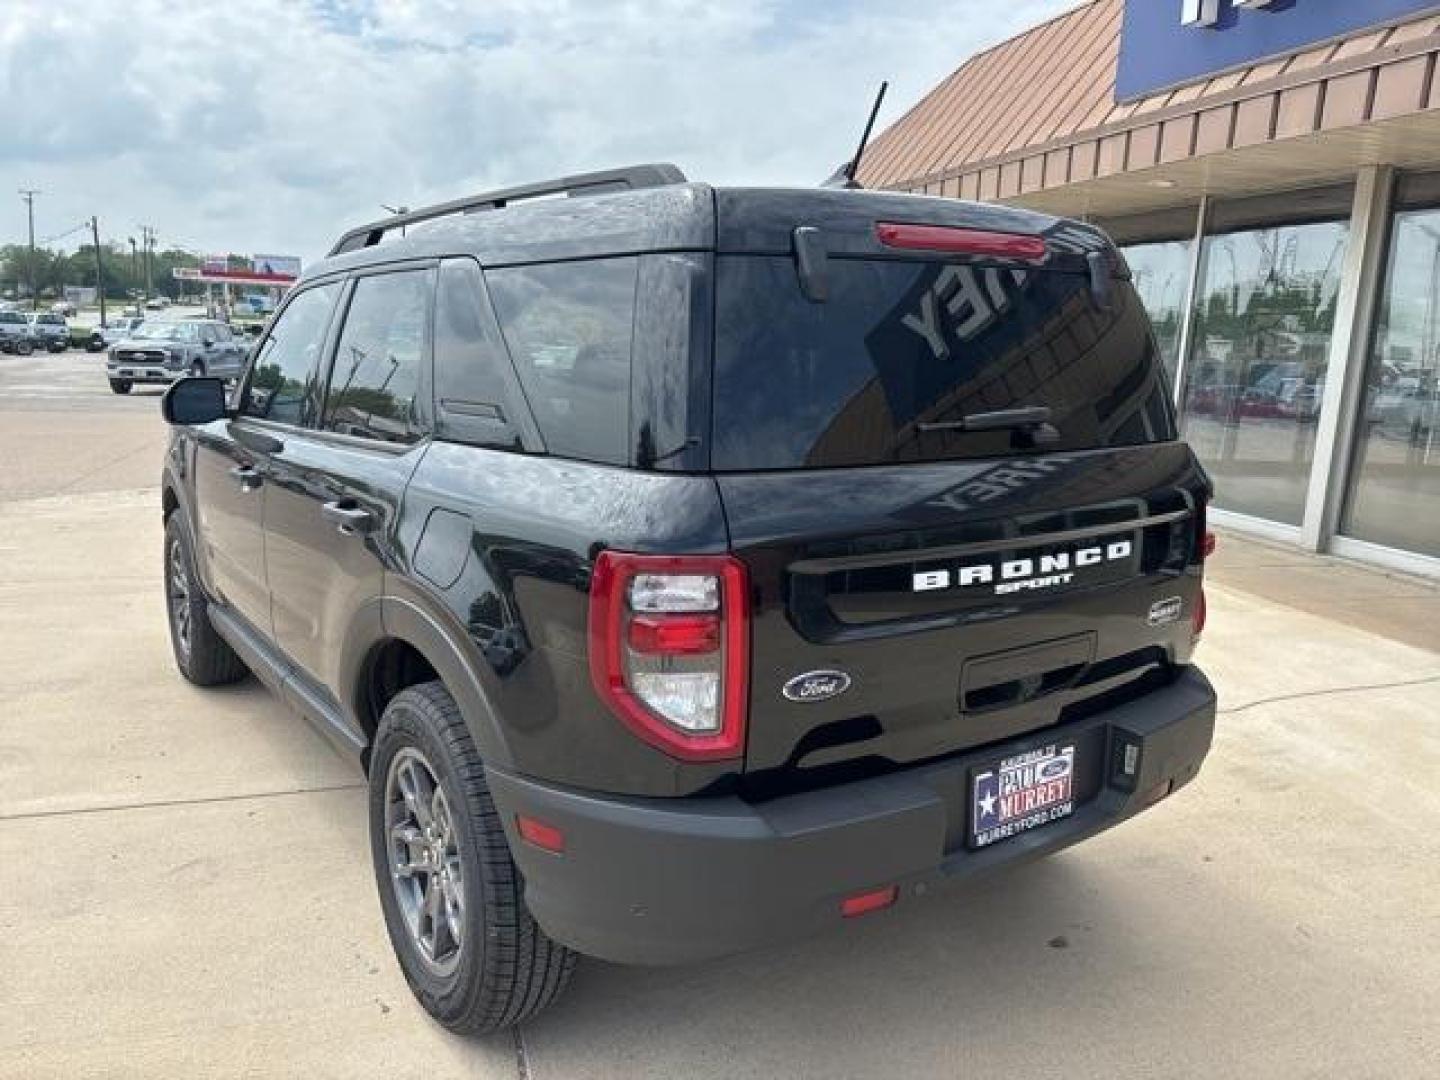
710 189 1211 793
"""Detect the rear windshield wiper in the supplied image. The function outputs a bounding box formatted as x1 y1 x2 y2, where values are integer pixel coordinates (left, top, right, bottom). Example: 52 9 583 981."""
917 406 1059 444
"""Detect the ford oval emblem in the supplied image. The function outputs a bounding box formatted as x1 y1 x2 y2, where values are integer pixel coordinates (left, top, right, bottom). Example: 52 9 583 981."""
782 670 852 703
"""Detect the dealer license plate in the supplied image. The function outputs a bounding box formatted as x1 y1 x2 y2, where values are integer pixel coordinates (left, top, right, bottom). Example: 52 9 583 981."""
970 743 1076 848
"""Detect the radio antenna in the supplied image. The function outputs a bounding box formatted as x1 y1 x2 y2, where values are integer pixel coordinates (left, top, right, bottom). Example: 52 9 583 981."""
840 81 888 189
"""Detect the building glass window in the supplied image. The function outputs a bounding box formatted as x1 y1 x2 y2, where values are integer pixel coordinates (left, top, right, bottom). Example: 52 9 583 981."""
1121 239 1191 383
1340 207 1440 558
1179 220 1349 525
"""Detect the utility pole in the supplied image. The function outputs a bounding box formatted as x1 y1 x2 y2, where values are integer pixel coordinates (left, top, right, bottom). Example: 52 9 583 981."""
128 237 138 298
140 225 155 303
90 217 107 326
19 189 40 311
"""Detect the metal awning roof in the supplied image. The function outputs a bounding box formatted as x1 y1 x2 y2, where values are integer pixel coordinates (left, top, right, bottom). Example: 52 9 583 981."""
857 0 1440 215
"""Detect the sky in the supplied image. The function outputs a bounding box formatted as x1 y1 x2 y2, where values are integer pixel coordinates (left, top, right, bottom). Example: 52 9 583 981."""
1 0 1079 266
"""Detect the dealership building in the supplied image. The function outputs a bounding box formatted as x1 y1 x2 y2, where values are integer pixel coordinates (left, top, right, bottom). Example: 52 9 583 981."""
858 0 1440 576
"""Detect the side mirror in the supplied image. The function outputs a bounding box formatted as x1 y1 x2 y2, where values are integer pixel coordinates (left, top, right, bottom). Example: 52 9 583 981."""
161 376 228 425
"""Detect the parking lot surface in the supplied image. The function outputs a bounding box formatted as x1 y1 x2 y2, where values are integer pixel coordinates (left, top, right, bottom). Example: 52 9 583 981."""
2 365 1438 1078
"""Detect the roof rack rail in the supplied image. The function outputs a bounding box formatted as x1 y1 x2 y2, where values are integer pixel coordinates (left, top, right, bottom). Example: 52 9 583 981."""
327 163 688 256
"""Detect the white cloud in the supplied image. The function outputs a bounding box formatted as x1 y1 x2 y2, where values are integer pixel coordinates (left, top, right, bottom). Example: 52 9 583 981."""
0 0 1079 264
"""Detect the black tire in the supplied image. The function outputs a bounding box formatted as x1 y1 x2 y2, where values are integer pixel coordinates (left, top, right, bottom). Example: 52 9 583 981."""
14 338 33 356
369 682 576 1034
163 513 248 686
109 379 132 394
49 340 67 353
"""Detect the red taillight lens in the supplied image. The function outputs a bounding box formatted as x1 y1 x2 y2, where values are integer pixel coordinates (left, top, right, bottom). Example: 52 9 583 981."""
516 815 566 854
1202 530 1217 559
588 552 749 761
875 222 1047 260
1193 586 1207 640
841 885 898 918
627 613 721 655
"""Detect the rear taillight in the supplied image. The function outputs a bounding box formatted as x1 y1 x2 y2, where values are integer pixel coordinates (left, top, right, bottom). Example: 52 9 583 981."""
1193 504 1211 643
874 222 1048 260
588 552 749 761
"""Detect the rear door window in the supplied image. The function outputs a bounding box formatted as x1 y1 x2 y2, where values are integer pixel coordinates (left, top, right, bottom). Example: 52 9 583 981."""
432 258 531 451
322 269 430 444
712 256 1173 470
486 257 637 465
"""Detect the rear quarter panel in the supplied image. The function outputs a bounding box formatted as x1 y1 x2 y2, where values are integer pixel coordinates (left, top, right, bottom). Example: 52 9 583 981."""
396 441 735 796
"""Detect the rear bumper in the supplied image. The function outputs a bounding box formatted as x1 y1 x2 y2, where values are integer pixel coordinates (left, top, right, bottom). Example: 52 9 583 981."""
487 666 1216 965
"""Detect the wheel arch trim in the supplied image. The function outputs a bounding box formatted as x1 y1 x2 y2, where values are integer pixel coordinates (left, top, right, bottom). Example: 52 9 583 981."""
363 593 517 771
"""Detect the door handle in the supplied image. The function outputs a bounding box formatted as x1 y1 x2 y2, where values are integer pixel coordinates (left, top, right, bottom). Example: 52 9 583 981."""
229 464 262 490
322 500 373 536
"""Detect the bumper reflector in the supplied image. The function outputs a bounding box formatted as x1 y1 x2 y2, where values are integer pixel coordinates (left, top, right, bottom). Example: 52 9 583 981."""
516 815 566 854
840 885 898 918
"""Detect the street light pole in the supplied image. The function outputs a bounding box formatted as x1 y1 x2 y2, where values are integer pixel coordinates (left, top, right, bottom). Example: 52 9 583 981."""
19 189 40 311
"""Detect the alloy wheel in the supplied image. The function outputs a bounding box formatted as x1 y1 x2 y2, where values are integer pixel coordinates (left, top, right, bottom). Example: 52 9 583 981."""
166 536 192 662
385 747 465 975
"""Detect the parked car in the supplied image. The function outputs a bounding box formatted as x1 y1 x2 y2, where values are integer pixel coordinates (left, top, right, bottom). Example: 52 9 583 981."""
0 309 36 354
87 315 145 352
157 165 1217 1034
26 311 70 353
106 319 245 393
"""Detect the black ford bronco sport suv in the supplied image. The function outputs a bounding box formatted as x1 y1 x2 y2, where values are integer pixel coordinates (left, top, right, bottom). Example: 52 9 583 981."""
159 164 1216 1033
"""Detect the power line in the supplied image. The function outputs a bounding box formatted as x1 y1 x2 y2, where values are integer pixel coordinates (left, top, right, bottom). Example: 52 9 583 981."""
39 221 89 245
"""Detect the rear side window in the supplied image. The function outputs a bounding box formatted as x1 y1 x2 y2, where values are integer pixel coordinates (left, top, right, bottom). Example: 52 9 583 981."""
323 270 430 444
486 257 637 465
712 256 1174 470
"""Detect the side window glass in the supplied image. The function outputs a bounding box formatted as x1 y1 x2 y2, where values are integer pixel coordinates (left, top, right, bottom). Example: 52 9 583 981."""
434 258 527 450
244 283 340 424
486 257 637 465
322 270 429 444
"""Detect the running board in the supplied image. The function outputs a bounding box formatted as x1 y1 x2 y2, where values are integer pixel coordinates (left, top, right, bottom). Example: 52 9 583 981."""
207 605 367 761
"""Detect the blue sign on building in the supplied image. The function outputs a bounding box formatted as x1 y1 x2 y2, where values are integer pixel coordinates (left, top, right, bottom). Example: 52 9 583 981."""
1117 0 1440 102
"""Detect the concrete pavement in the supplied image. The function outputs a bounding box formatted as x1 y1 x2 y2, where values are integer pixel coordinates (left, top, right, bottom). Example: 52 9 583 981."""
1 379 1437 1078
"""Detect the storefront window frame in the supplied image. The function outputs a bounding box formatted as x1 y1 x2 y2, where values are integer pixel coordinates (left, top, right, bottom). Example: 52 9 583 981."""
1333 171 1440 566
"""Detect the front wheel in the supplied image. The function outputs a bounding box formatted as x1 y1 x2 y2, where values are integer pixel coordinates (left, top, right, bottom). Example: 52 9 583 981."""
163 514 248 686
48 340 67 353
369 682 576 1034
108 379 132 394
14 338 33 356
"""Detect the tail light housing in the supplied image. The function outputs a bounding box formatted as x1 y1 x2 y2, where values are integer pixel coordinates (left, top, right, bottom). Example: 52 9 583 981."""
1193 503 1213 642
588 552 749 761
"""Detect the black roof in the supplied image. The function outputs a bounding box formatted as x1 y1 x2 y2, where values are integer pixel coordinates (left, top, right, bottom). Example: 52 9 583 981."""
302 165 1112 285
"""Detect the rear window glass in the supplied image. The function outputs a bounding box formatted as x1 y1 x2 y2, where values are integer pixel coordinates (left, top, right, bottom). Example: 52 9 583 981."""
486 258 637 465
712 256 1174 470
